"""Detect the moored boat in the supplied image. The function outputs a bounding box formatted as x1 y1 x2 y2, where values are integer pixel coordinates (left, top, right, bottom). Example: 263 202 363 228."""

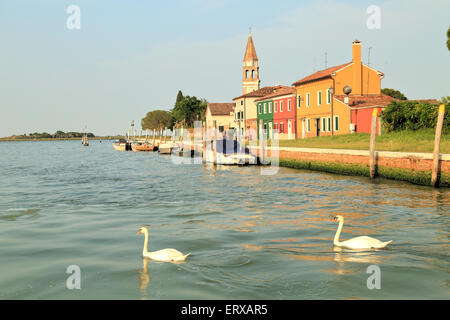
205 139 257 165
112 139 127 151
131 142 155 152
158 142 179 154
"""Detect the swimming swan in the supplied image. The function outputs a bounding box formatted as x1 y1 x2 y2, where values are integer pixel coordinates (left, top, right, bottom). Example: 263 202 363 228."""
137 226 190 262
332 215 392 249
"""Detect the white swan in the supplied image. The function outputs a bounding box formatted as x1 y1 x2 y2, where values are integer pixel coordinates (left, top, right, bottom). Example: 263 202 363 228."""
332 215 392 249
137 226 190 262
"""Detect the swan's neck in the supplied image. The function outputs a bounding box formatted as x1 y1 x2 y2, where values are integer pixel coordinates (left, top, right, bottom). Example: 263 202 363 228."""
142 230 149 255
334 219 344 246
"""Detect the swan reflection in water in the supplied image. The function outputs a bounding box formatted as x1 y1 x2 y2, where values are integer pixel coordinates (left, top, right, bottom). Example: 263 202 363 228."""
137 258 150 294
326 246 394 275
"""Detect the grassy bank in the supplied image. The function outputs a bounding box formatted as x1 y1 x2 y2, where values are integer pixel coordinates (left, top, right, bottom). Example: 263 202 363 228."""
278 158 450 187
274 129 450 154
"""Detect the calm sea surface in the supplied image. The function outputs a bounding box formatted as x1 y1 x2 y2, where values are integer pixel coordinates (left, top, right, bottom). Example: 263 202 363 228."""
0 140 449 299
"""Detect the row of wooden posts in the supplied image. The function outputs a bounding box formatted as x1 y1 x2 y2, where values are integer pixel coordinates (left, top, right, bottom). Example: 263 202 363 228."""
369 104 446 188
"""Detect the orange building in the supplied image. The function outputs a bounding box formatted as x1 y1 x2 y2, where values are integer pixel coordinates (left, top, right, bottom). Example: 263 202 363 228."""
293 40 391 138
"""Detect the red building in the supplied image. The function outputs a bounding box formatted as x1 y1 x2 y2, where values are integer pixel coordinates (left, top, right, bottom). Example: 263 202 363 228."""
264 87 297 139
334 94 397 135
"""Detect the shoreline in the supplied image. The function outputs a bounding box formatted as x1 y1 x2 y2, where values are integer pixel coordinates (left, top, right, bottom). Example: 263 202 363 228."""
2 138 448 187
278 157 449 188
0 137 120 142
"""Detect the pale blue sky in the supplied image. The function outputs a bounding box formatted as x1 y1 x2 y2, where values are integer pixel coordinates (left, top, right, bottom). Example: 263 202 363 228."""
1 0 449 136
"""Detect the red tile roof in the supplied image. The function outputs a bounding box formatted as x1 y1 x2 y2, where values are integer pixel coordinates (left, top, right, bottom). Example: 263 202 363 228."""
233 85 289 100
255 86 296 102
292 62 352 86
207 103 234 116
334 94 397 108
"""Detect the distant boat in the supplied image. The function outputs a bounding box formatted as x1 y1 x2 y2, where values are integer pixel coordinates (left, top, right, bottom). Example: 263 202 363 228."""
82 134 89 146
82 126 89 146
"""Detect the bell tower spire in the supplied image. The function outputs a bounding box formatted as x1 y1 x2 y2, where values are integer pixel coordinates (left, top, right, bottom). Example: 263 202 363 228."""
242 30 260 94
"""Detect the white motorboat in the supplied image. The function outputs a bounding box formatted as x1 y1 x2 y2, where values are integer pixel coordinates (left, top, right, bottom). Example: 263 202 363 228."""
204 139 257 165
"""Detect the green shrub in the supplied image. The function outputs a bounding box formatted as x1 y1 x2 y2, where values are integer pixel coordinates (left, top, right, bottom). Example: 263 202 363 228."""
381 101 449 133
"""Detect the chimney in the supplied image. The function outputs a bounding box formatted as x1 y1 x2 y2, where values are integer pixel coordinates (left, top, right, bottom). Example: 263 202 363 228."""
352 40 362 95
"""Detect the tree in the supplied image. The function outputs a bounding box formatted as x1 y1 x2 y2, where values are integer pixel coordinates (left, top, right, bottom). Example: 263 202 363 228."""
381 88 407 100
440 96 450 104
171 95 207 127
447 26 450 51
141 110 173 130
176 90 184 104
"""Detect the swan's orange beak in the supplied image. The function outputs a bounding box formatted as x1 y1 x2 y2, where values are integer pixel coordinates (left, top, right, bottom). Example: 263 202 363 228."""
137 229 142 235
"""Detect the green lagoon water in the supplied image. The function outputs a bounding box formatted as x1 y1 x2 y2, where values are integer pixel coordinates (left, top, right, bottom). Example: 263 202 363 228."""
0 140 449 299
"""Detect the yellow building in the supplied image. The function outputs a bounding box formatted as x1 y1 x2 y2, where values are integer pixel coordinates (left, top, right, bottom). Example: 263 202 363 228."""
293 40 385 138
205 103 235 132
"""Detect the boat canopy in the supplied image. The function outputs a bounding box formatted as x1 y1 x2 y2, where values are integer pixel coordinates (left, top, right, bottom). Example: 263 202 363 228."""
214 139 249 155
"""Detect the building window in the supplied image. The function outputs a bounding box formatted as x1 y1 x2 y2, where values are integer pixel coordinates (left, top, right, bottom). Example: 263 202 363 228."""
334 115 339 131
280 101 283 112
307 119 311 132
258 104 261 114
322 117 326 131
245 70 249 79
252 70 255 78
269 102 272 113
298 95 301 108
327 89 331 104
317 91 322 106
306 93 310 107
264 103 267 114
219 126 224 132
274 102 278 113
288 99 291 111
241 100 243 106
280 122 284 133
327 117 331 132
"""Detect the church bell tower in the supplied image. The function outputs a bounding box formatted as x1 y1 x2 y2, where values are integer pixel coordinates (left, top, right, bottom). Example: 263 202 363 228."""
242 31 260 94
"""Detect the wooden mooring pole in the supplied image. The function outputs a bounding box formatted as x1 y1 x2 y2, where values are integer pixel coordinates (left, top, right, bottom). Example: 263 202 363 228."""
369 108 378 179
431 104 446 187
